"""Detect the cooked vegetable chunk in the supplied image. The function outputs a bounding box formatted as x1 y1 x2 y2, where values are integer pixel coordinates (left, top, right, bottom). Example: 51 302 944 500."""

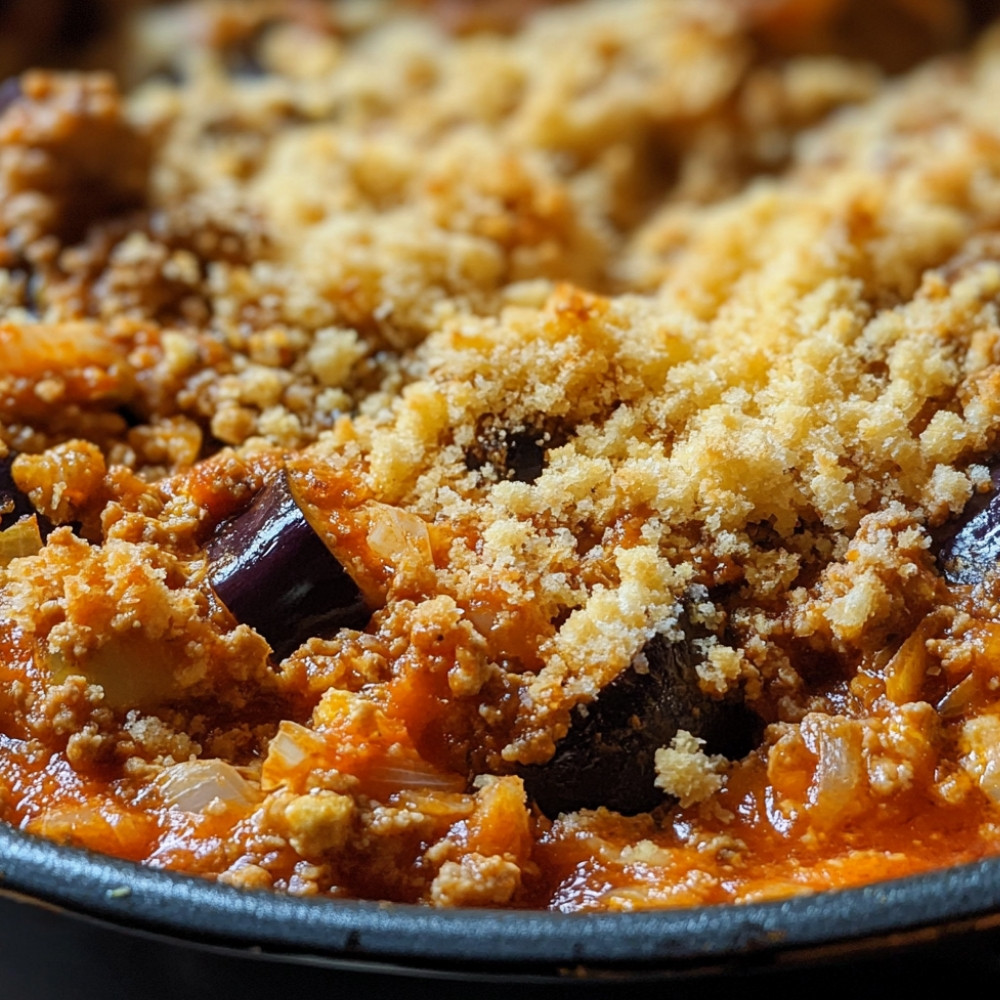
466 417 564 484
207 471 369 660
520 615 759 817
4 0 1000 915
934 466 1000 585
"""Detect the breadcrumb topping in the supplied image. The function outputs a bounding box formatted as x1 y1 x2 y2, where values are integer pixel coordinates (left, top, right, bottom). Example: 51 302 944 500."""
2 0 1000 911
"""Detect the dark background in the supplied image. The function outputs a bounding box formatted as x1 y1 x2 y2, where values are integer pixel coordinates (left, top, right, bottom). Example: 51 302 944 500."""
3 890 1000 1000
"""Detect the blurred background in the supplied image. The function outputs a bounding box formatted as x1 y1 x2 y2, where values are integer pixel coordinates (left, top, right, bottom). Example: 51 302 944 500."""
3 0 1000 85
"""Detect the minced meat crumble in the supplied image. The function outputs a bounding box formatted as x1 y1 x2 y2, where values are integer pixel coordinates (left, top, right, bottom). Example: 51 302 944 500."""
2 0 1000 910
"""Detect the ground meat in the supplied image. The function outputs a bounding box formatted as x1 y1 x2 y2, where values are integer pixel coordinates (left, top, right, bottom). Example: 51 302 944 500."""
2 0 1000 913
0 71 151 257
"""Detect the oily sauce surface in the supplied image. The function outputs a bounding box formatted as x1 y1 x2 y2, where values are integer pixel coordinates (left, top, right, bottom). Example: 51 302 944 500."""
3 0 1000 911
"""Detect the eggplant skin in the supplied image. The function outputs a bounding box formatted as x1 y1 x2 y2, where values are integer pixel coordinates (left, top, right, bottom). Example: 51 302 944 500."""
933 465 1000 585
519 622 759 818
465 416 564 484
206 471 369 661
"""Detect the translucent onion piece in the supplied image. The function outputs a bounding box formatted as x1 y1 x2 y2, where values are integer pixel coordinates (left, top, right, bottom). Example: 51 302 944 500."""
0 515 42 566
33 803 154 856
365 503 433 570
802 717 865 829
884 623 928 705
368 761 467 797
261 720 328 792
47 634 183 711
157 759 259 814
938 673 980 719
261 718 467 799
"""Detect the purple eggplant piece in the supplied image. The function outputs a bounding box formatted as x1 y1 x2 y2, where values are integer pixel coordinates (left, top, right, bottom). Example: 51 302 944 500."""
0 452 52 536
0 78 22 117
519 613 759 818
465 416 565 484
933 465 1000 585
206 471 369 660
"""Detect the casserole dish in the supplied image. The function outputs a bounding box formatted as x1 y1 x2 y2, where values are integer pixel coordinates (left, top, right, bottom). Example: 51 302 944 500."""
6 3 1000 993
3 820 1000 996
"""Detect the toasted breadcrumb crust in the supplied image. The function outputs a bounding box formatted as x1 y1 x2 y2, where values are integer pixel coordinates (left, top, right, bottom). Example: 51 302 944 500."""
3 0 1000 910
654 730 725 808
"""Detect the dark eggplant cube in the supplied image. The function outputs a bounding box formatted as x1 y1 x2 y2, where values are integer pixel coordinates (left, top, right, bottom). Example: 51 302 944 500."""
207 472 369 661
497 431 547 483
466 417 563 484
933 465 1000 585
519 625 758 818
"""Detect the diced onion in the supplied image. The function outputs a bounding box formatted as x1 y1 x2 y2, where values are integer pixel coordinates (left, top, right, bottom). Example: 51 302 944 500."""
938 673 979 719
33 803 153 855
46 633 183 711
801 716 865 829
0 516 42 566
262 718 466 799
157 759 259 814
884 626 927 705
366 503 432 569
261 720 328 791
368 762 467 795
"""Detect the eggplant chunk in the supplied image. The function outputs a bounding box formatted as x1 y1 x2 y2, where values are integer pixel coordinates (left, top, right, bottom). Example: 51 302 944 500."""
207 471 369 660
933 465 1000 585
520 620 759 818
466 416 564 484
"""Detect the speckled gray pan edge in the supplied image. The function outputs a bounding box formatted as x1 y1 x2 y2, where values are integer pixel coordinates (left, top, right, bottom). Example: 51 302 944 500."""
2 822 1000 974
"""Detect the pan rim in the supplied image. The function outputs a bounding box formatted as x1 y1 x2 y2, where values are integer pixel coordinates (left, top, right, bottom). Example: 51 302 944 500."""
3 823 1000 973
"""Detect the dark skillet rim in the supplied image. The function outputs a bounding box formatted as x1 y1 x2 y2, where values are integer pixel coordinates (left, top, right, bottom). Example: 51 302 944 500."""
3 822 1000 975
